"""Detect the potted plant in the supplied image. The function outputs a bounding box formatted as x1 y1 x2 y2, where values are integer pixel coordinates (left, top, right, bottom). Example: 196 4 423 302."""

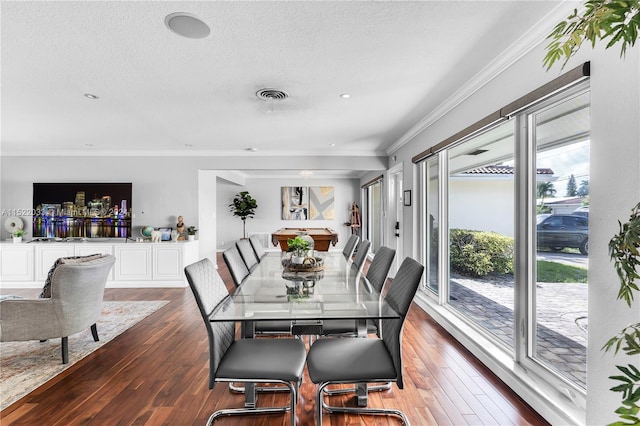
12 229 25 243
186 226 198 241
287 236 311 264
228 191 258 239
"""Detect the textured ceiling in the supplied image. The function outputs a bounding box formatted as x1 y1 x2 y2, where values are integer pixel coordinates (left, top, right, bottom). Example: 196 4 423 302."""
1 1 568 169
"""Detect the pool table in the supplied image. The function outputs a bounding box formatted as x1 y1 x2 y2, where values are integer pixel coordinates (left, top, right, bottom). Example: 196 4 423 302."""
271 228 339 252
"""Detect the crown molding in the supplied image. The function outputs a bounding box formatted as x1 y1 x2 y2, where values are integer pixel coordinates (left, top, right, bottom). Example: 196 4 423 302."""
0 149 387 157
386 1 578 155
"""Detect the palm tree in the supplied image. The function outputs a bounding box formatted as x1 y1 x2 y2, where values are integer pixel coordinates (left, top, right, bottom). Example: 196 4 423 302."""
536 182 556 208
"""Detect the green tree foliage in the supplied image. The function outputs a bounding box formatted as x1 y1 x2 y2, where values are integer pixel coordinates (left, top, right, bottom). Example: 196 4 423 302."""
544 0 640 70
605 202 640 425
578 179 590 196
567 174 578 196
449 229 514 277
537 181 557 208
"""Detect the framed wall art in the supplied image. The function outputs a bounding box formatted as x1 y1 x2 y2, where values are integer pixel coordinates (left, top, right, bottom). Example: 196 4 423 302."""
281 186 309 220
309 186 335 220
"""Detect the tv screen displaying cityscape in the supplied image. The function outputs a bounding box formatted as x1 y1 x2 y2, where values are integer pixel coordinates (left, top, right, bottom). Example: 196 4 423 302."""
33 183 132 239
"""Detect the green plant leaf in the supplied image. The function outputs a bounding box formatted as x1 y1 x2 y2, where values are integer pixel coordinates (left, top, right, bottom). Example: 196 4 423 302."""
544 0 640 69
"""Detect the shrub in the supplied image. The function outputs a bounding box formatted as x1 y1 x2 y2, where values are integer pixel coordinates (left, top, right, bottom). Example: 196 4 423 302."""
450 229 514 277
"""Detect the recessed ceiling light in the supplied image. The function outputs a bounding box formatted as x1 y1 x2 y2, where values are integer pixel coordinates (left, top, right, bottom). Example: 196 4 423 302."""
165 13 211 39
84 94 99 99
247 147 258 152
340 93 351 99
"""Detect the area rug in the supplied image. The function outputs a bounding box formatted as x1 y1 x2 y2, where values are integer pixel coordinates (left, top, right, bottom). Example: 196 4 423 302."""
0 300 169 410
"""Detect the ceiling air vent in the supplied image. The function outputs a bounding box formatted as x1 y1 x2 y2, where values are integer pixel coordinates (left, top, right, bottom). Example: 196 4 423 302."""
256 88 289 102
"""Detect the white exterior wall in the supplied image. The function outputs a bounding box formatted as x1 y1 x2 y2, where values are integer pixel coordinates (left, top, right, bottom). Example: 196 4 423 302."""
449 177 514 236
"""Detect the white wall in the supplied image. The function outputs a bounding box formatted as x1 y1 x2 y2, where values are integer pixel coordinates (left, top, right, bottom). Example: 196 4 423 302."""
587 44 640 425
216 176 360 251
389 38 640 426
0 157 199 240
0 155 384 242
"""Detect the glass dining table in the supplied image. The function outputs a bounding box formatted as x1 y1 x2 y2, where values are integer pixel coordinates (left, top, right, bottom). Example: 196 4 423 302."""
209 250 401 408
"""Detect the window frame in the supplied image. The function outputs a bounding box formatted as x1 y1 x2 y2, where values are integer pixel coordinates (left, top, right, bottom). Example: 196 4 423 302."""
416 80 591 404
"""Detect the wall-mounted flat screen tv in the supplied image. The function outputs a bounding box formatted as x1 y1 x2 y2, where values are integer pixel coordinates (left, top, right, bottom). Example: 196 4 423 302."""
33 183 132 239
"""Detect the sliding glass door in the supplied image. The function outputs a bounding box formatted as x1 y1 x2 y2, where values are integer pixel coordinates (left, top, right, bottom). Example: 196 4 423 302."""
527 89 590 391
447 120 515 350
364 179 383 254
419 83 590 396
424 157 439 295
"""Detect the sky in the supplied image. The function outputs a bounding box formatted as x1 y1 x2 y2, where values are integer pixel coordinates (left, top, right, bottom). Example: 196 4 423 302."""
537 140 590 197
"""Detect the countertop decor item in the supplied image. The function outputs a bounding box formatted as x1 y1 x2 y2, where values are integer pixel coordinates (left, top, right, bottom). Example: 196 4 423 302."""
140 226 154 239
4 216 24 235
11 229 26 243
186 226 198 241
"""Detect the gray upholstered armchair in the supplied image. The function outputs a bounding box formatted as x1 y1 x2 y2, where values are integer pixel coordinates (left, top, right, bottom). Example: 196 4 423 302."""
0 254 115 364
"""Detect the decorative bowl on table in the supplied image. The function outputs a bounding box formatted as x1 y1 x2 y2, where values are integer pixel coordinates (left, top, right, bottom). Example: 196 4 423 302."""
281 256 325 272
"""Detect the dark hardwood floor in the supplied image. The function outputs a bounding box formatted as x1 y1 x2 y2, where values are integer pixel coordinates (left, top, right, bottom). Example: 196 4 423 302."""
1 255 549 425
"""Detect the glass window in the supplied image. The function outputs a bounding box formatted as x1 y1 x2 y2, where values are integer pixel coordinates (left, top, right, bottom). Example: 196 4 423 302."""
365 180 383 253
531 90 590 390
419 84 589 396
447 119 515 350
424 157 439 295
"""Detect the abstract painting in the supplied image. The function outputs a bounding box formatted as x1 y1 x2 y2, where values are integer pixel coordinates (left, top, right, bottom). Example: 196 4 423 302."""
281 186 309 220
309 186 335 220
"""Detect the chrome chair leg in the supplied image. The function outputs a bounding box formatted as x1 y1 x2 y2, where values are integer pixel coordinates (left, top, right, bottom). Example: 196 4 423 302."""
228 382 290 393
317 382 410 425
210 379 297 425
322 381 391 395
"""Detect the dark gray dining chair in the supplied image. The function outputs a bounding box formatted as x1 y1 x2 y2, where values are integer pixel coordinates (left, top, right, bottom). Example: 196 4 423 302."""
351 239 371 276
222 246 249 286
184 259 306 425
364 246 396 293
307 256 424 425
321 245 396 337
249 235 267 260
236 239 259 272
342 234 359 259
223 244 292 338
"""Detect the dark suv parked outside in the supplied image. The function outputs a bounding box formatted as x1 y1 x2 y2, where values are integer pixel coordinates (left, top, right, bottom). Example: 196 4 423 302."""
537 214 589 255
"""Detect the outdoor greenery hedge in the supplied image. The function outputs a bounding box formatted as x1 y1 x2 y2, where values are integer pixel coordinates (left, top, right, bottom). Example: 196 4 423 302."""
450 229 514 277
